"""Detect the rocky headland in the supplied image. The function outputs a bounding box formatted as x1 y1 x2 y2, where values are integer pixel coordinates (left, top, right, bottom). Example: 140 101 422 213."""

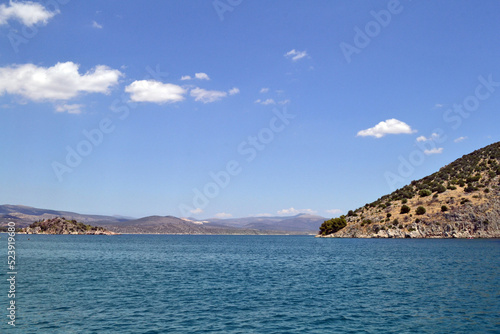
319 142 500 238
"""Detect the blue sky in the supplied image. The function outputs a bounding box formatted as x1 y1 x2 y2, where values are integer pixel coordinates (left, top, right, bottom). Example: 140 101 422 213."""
1 0 500 219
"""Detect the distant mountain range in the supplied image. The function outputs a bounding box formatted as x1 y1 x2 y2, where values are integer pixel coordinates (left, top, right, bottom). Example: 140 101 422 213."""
0 204 326 235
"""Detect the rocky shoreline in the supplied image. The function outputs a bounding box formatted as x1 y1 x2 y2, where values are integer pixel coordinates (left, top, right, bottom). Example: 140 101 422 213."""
318 196 500 239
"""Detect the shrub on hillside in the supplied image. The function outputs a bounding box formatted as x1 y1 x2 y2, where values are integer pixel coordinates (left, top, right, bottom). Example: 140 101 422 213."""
400 205 411 214
419 189 432 197
416 206 426 215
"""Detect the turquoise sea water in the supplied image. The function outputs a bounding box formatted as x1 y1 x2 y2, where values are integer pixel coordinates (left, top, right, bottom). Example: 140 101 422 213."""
1 235 499 333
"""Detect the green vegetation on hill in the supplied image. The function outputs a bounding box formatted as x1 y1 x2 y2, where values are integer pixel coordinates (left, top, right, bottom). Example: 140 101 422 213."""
319 217 347 235
319 142 500 237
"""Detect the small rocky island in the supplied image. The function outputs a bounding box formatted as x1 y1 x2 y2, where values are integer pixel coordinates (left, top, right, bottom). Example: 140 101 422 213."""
21 217 118 235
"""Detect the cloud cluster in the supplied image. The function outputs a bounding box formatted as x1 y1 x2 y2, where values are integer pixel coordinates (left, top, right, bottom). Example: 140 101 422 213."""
0 63 237 111
357 118 416 138
0 1 59 26
0 62 122 101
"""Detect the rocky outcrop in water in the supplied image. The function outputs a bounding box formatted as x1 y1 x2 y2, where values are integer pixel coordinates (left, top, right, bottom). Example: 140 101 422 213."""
22 217 118 235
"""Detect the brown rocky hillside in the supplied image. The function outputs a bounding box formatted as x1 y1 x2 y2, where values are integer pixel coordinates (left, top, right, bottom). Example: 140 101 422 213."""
320 142 500 238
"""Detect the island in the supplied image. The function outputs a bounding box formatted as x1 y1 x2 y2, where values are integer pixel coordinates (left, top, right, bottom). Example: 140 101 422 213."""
21 217 119 235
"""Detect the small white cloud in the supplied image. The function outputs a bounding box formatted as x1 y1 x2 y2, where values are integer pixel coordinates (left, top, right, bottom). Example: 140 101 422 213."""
255 213 273 217
277 207 316 215
416 136 427 142
228 87 240 95
195 72 210 80
260 88 269 94
284 49 308 62
0 1 59 26
0 62 122 101
55 104 83 114
454 136 467 143
190 208 203 214
278 99 290 105
326 209 342 215
424 147 443 155
357 119 416 138
255 98 275 105
417 133 440 142
190 87 227 103
434 103 444 108
215 212 232 219
92 20 102 29
180 75 192 81
125 80 186 104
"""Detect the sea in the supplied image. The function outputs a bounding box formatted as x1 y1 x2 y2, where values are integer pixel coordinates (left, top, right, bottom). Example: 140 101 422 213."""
0 234 499 333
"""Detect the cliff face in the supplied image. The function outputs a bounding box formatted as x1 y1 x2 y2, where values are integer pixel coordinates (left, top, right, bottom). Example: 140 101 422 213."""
320 142 500 238
23 217 118 235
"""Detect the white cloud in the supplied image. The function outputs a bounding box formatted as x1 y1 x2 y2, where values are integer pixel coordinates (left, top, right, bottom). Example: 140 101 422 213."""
454 136 467 143
284 49 308 61
190 208 203 214
260 87 269 94
255 98 275 105
278 99 290 105
215 212 232 219
0 1 59 26
92 20 102 29
190 87 227 103
416 136 427 142
180 75 191 81
194 72 210 80
125 80 186 103
55 104 83 114
326 209 342 215
417 133 440 142
0 62 122 101
228 87 240 95
434 103 444 108
277 207 316 216
424 147 443 155
357 119 416 138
